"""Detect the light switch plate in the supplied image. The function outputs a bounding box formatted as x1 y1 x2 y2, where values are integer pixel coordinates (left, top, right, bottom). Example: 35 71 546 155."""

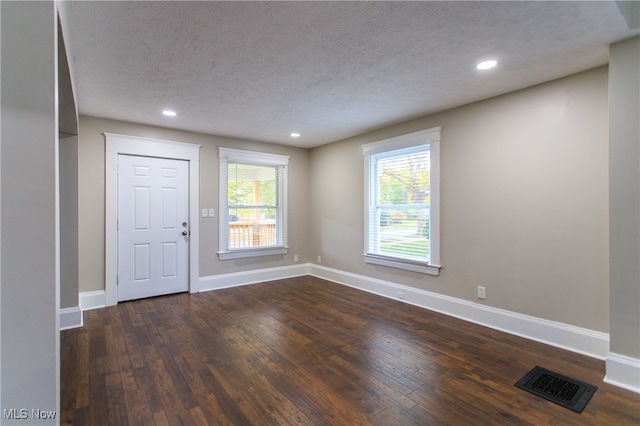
208 208 215 217
201 209 208 218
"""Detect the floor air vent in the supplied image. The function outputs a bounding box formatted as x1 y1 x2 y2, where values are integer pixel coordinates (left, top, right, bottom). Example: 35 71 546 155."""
515 366 597 413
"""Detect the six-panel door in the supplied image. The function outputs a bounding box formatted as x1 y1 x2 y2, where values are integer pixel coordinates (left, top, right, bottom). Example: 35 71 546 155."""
118 155 189 301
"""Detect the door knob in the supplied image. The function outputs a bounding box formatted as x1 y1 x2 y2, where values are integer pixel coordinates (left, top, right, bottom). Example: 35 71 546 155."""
182 230 189 236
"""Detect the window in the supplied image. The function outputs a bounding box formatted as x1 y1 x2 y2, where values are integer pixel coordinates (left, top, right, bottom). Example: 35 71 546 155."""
363 127 441 275
219 147 288 260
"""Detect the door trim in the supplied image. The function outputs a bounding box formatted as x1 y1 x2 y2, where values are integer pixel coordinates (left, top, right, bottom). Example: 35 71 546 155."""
105 133 201 306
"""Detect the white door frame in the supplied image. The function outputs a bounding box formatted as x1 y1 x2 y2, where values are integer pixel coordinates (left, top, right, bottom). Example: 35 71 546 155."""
105 133 201 306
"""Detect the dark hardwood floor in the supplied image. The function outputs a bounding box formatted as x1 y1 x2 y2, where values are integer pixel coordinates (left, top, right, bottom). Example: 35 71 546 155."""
61 276 639 425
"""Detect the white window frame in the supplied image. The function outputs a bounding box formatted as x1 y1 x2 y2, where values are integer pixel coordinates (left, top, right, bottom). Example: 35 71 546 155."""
363 127 441 275
218 147 289 260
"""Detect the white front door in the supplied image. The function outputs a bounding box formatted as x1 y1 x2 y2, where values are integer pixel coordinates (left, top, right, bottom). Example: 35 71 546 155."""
117 155 189 301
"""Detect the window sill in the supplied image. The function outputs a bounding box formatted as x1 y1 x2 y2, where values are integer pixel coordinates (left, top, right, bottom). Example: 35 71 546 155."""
363 253 441 276
219 246 288 260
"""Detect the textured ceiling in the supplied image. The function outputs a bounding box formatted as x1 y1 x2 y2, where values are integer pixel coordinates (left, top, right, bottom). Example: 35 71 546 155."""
59 1 638 148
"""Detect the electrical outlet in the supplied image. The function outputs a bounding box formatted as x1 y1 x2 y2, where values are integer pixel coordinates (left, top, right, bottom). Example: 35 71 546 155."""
317 255 322 263
477 286 486 300
293 254 299 263
201 208 208 218
208 208 215 217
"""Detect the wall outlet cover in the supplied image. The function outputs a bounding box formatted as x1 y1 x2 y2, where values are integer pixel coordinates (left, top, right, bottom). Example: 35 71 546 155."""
477 286 486 300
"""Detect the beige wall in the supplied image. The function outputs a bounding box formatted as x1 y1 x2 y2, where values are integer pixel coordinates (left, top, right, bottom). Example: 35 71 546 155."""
60 135 79 309
1 1 60 420
58 15 80 310
78 116 311 293
310 67 610 332
609 36 640 359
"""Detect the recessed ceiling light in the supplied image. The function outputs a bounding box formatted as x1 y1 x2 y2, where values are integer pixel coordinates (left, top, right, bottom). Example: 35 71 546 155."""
476 60 498 70
291 132 301 138
162 110 177 117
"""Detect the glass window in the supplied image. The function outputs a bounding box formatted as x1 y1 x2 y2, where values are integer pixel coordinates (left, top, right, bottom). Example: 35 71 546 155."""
363 128 441 275
219 148 288 260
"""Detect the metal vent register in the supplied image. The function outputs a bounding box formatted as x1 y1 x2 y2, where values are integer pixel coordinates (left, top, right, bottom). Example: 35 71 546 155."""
515 366 597 413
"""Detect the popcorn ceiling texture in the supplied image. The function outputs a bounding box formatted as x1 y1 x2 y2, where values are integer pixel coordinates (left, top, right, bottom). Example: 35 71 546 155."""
60 1 635 148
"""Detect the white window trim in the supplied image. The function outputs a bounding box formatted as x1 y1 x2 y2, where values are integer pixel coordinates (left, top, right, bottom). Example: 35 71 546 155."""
218 147 289 260
362 127 441 275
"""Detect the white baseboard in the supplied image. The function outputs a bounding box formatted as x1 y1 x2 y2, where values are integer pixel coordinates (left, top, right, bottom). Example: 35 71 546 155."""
59 306 83 330
199 264 310 292
604 352 640 393
309 264 610 360
80 263 309 310
80 290 106 311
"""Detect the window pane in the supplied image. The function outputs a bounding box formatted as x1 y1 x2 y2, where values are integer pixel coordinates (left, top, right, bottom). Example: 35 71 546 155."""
371 147 430 262
228 163 276 206
377 150 430 205
227 162 279 249
377 207 429 261
228 207 277 249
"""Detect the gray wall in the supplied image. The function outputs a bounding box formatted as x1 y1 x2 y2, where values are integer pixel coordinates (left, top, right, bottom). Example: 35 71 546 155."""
309 67 610 332
78 116 311 293
58 15 80 311
609 36 640 359
60 135 79 309
1 1 59 423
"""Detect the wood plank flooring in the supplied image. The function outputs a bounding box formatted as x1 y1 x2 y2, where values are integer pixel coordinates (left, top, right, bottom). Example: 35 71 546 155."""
61 276 640 425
